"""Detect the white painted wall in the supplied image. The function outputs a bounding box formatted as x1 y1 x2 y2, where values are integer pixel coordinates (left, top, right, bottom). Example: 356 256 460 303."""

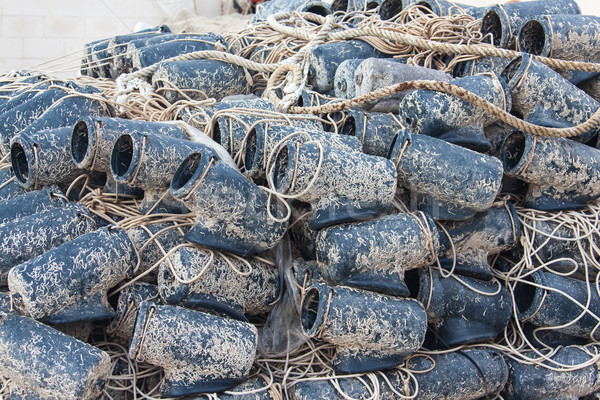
0 0 222 77
0 0 598 78
577 0 600 15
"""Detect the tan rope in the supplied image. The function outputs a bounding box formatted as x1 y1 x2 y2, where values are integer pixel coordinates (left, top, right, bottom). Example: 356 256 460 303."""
7 7 600 395
261 10 600 73
287 79 600 138
106 299 136 335
106 9 600 139
0 176 15 191
487 199 600 371
132 304 157 361
182 156 216 201
126 134 147 186
332 26 600 72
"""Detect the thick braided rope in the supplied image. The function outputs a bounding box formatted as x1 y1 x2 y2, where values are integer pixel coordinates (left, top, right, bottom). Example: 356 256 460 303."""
264 12 334 42
119 12 600 93
287 80 600 138
264 15 335 111
337 26 600 72
265 13 600 73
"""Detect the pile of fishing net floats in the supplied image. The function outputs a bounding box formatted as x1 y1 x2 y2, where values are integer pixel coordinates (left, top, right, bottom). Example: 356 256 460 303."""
5 0 600 398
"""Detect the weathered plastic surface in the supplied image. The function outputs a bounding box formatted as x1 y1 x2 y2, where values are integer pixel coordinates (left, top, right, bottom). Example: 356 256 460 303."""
407 267 512 347
453 56 512 78
0 76 49 101
53 320 93 343
110 40 166 78
211 99 325 157
501 131 600 211
0 83 53 115
3 381 57 399
379 0 414 20
253 0 332 22
481 0 581 49
0 203 95 286
198 376 278 400
158 246 279 318
354 58 449 113
288 202 319 260
210 97 276 157
515 271 600 341
107 29 169 59
293 258 323 289
519 15 600 62
306 40 391 95
502 54 600 144
8 226 137 323
170 149 288 256
106 282 161 345
0 168 26 202
389 131 503 220
519 14 600 85
127 222 188 281
436 202 521 281
579 73 600 103
334 59 365 99
129 302 258 397
332 0 381 12
296 89 342 108
0 292 10 312
295 91 346 132
290 347 508 400
315 212 439 296
244 122 361 180
527 217 598 281
0 73 49 97
106 26 171 54
340 109 403 157
152 59 249 103
82 37 111 78
0 85 70 152
559 69 600 87
114 33 177 76
10 118 110 188
291 373 390 399
82 26 170 77
0 185 66 224
415 0 486 18
399 72 511 152
0 313 111 400
108 28 175 75
71 116 186 173
73 117 186 197
107 25 170 50
404 347 509 399
131 36 227 72
522 322 588 349
271 140 397 229
101 360 143 400
484 120 514 157
11 127 84 190
1 84 110 155
300 283 426 373
503 345 600 399
111 131 206 213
